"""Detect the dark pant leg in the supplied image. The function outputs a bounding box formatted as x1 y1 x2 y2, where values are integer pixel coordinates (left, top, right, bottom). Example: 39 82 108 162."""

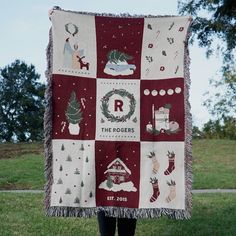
97 211 117 236
117 217 137 236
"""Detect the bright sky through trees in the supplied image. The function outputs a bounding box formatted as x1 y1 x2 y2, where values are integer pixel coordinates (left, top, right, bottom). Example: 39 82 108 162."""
0 0 222 127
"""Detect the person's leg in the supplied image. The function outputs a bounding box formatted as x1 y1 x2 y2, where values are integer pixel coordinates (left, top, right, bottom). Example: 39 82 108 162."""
97 211 116 236
117 217 137 236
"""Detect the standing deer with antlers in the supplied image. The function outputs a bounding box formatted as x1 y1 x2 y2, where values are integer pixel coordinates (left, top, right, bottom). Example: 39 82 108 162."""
77 56 90 70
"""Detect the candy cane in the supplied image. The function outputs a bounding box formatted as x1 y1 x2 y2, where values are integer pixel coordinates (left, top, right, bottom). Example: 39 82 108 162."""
61 121 66 133
81 98 86 109
156 30 160 39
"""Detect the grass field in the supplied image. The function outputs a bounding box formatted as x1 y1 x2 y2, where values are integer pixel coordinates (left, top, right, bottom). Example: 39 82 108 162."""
0 140 235 236
0 193 235 236
0 139 235 190
192 139 236 189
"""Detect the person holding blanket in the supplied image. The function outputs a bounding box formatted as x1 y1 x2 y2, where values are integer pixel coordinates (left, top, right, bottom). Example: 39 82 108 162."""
97 211 137 236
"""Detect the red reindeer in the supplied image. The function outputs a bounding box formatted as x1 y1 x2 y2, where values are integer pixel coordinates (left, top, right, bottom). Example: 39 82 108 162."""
77 56 90 70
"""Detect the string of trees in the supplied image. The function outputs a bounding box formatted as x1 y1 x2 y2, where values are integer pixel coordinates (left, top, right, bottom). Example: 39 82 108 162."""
0 60 45 142
179 0 236 139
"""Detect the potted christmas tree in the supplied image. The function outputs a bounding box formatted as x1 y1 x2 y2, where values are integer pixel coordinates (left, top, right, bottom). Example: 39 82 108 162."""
65 91 83 135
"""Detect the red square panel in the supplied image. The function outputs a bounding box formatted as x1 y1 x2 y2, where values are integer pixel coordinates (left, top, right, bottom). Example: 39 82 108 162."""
95 16 144 79
52 74 96 140
140 77 185 141
95 141 140 208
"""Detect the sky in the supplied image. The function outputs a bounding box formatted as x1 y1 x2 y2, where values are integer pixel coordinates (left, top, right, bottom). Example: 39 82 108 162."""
0 0 223 128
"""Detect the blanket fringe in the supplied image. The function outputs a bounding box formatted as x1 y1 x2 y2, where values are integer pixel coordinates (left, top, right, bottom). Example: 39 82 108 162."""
44 27 53 211
44 7 193 220
49 6 189 19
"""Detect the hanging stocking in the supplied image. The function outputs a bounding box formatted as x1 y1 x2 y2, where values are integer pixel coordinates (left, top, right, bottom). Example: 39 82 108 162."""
166 180 176 203
164 151 175 175
147 151 160 174
149 177 160 202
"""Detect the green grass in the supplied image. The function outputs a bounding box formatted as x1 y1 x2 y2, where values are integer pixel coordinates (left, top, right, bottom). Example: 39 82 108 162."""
0 193 235 236
0 154 44 190
0 139 236 190
193 139 236 189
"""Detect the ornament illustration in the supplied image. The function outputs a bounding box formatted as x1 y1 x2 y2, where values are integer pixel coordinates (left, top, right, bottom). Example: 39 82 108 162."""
150 177 160 202
175 65 179 74
166 180 176 203
65 91 83 135
162 50 167 56
147 151 160 174
146 56 153 63
167 37 174 44
103 50 136 76
168 22 175 30
147 24 152 30
99 158 137 192
164 151 175 175
100 89 136 123
169 121 180 132
148 43 153 48
146 104 181 135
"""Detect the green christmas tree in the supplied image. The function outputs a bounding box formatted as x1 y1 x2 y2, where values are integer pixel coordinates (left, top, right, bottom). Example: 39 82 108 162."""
81 181 84 187
66 155 72 161
106 175 113 189
61 144 65 151
66 91 83 124
85 156 89 163
65 188 71 194
107 50 133 64
79 144 85 151
89 191 93 198
74 197 80 204
59 165 63 171
74 168 80 174
59 197 63 203
57 178 63 184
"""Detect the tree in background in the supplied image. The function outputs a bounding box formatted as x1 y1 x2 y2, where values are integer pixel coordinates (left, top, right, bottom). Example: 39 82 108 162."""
0 60 45 142
179 0 236 139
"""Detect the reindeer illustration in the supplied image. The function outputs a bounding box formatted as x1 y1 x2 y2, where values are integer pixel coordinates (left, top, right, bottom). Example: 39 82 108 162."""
76 56 90 70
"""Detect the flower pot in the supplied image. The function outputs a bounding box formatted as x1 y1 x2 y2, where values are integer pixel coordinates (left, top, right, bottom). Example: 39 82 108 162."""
68 123 80 135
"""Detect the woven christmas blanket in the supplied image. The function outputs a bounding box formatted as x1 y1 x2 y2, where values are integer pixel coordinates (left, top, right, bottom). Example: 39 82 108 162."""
44 7 193 219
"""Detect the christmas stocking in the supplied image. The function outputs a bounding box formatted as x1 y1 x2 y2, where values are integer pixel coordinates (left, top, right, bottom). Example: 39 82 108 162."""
147 152 160 174
150 177 160 203
164 151 175 175
166 180 176 203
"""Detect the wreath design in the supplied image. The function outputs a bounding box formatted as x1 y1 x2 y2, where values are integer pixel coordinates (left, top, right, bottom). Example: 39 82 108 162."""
65 23 79 36
100 89 136 122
